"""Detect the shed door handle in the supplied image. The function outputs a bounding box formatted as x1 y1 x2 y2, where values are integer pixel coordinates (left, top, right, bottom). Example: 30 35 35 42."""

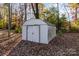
32 32 34 35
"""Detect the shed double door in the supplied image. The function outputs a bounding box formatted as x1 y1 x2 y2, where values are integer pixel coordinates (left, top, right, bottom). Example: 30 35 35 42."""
27 26 40 42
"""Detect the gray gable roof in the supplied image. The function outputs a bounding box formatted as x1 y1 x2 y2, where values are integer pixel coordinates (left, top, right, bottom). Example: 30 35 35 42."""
23 19 56 27
23 19 47 26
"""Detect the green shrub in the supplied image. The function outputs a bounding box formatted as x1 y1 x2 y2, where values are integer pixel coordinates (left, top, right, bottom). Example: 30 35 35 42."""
0 19 7 29
57 30 63 36
15 27 22 33
0 20 4 29
61 28 67 33
11 24 16 29
70 27 79 32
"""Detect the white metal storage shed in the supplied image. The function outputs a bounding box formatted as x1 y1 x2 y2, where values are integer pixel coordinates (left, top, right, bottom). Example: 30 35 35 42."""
22 19 56 44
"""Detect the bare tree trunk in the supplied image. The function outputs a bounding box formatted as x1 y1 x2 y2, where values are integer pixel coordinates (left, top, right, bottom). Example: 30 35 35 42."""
75 7 77 20
31 3 36 18
24 3 27 22
63 4 71 32
8 3 12 38
35 3 39 19
56 3 60 33
31 3 39 19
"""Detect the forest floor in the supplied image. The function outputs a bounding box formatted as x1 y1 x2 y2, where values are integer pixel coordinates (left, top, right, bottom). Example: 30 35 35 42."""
8 33 79 56
0 30 21 56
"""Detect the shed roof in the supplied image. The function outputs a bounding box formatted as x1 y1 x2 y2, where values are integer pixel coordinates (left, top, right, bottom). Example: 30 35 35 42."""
23 19 47 25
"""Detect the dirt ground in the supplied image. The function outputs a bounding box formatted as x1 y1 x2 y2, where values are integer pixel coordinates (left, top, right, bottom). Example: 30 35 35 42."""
0 30 21 56
8 33 79 56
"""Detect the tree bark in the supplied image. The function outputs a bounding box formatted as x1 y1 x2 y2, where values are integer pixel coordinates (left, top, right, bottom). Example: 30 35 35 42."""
56 3 60 33
8 3 12 38
24 3 27 22
75 7 77 20
31 3 39 19
31 3 36 18
35 3 39 19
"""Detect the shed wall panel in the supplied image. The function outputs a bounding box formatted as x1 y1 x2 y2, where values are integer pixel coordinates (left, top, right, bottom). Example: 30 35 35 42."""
48 26 56 42
27 26 39 42
22 26 26 40
40 25 48 44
